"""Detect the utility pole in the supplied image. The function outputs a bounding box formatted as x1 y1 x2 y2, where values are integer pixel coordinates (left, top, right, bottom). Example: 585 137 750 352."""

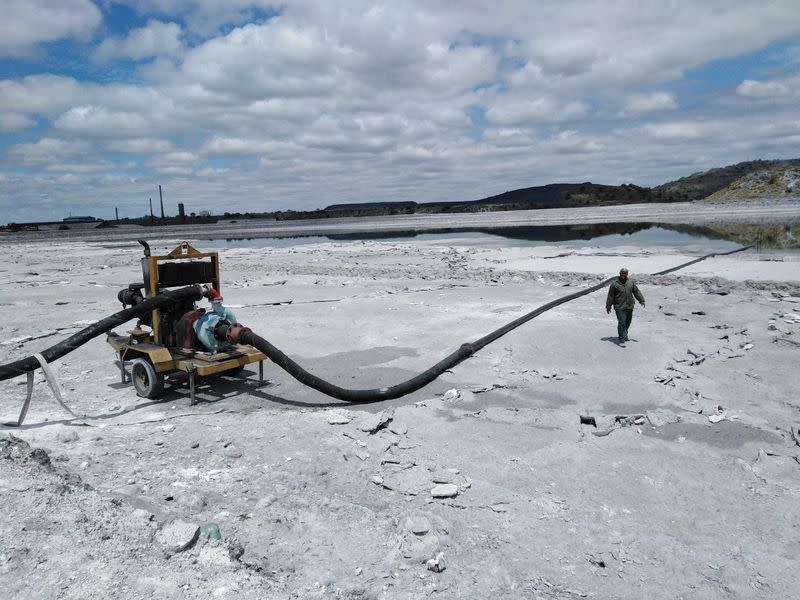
115 207 119 221
159 185 165 219
149 197 154 218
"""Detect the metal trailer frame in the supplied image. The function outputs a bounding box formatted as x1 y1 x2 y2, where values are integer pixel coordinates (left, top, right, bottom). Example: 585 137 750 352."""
106 241 267 404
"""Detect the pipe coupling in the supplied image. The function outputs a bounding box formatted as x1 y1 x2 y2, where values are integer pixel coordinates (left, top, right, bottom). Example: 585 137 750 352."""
225 324 252 344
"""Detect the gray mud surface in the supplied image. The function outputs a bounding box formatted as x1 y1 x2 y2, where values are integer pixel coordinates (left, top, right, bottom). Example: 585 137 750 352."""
1 233 799 599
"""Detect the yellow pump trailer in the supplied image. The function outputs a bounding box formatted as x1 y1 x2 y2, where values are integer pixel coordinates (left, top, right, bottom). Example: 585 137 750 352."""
106 241 266 403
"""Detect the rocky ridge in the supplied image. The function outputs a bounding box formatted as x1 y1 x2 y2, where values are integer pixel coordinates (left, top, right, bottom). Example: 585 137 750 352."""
706 165 800 200
655 158 800 200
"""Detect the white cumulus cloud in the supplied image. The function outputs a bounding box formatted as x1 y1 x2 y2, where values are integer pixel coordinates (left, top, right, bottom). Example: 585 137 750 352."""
55 105 164 139
620 92 678 116
6 137 92 166
0 112 35 132
0 0 100 57
107 138 173 153
737 76 800 99
2 1 800 223
0 75 89 116
486 97 589 126
95 20 184 63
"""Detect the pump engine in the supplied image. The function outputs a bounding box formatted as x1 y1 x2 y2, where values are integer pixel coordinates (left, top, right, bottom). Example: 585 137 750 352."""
107 241 266 402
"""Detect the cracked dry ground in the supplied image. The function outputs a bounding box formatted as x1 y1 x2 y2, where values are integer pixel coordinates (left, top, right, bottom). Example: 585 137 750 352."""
1 239 799 599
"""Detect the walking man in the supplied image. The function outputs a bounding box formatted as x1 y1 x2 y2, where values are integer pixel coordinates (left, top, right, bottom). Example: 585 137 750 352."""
606 268 645 346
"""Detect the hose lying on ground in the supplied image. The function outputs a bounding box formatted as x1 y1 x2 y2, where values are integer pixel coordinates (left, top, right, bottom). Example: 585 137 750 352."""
0 246 751 401
218 245 753 403
0 285 202 382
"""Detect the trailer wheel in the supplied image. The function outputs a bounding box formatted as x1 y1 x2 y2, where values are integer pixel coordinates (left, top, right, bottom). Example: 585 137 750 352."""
131 358 165 399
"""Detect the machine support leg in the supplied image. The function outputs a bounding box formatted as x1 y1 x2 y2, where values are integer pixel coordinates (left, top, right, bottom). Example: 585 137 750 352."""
189 369 196 405
258 360 264 385
119 355 127 384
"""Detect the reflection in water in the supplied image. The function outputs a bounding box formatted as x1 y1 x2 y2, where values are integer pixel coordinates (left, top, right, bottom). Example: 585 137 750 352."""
327 222 799 249
323 222 740 248
209 221 799 250
326 222 653 242
671 223 800 250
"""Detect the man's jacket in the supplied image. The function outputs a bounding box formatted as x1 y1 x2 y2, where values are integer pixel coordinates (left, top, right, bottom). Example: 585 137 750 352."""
606 277 645 310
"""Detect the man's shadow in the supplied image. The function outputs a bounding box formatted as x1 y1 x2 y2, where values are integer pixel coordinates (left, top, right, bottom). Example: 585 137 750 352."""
600 336 638 346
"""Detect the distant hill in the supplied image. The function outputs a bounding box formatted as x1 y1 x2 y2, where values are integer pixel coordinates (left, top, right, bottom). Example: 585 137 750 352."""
325 159 800 215
469 182 675 208
325 182 680 213
6 158 799 230
655 158 800 200
705 164 800 200
324 201 417 212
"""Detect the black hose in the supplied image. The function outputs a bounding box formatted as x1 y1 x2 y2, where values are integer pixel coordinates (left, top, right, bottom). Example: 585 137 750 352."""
652 244 751 276
236 279 608 402
0 245 752 399
0 285 202 382
229 245 753 403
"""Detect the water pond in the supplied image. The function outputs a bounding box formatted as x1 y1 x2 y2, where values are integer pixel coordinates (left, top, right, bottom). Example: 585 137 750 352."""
204 222 797 252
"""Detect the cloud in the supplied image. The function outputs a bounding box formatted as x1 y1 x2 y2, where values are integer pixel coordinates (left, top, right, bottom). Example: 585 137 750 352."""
643 121 716 142
0 0 101 56
95 20 183 63
620 92 677 116
202 136 294 156
737 76 800 99
203 136 267 155
107 138 173 153
179 20 343 101
45 161 113 173
3 1 800 224
546 130 603 154
0 75 89 117
485 97 589 126
127 0 280 37
0 112 35 132
196 167 230 177
6 138 92 166
55 105 163 139
481 127 537 149
157 151 199 164
0 0 101 57
155 165 194 175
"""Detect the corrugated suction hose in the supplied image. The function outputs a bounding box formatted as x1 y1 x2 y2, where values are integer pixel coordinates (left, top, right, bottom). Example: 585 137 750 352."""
0 246 751 401
0 285 202 381
219 245 752 403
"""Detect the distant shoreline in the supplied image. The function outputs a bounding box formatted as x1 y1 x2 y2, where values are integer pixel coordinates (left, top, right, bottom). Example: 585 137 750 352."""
2 199 799 246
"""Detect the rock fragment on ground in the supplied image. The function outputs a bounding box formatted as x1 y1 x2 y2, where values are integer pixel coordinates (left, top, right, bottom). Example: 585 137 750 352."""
326 409 353 425
357 409 394 433
430 483 459 498
401 515 431 536
426 552 446 572
155 520 200 555
645 409 681 427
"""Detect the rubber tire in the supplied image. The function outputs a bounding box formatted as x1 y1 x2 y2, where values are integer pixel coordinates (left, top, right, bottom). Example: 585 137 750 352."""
130 358 165 399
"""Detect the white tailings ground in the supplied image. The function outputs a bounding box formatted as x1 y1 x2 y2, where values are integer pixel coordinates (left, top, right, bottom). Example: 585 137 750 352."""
1 228 799 598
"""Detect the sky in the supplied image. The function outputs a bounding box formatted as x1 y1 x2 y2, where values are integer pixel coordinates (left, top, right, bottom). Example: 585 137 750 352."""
1 1 799 223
